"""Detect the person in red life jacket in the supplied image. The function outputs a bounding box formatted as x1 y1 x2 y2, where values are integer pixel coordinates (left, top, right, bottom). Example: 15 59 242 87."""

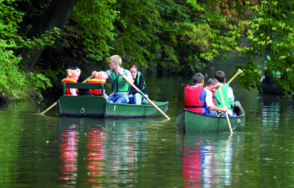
88 71 108 99
184 73 227 116
203 78 227 116
214 71 236 117
61 68 81 96
128 65 148 105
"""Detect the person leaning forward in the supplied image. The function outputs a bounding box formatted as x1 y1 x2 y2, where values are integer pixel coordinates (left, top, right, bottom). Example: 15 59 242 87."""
203 78 228 116
92 55 133 104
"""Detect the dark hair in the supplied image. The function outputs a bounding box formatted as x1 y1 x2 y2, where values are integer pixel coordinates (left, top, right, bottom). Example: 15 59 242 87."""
130 65 138 70
212 78 219 83
206 78 216 86
215 71 225 83
192 73 204 84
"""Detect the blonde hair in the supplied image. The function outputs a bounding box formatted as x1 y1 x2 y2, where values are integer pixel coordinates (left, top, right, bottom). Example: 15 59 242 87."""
94 71 107 79
99 71 107 79
109 55 122 65
67 68 81 77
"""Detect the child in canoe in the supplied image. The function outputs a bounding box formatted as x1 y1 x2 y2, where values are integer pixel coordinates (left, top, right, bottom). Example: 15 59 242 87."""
61 68 81 96
184 73 227 116
214 71 236 116
88 71 108 99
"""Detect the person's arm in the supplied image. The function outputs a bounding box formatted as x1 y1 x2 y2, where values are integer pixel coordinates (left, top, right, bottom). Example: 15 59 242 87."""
227 87 235 102
208 105 228 112
105 70 112 80
137 74 144 91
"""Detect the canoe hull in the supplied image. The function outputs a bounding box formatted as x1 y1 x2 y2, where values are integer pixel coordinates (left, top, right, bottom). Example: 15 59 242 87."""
176 101 245 133
260 82 282 94
58 96 168 118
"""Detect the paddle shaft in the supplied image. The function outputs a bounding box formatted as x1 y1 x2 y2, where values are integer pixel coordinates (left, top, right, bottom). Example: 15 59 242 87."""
120 74 170 120
40 75 93 115
227 69 243 84
219 86 233 133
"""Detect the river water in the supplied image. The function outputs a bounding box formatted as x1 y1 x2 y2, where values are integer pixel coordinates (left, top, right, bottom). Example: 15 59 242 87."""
1 54 294 188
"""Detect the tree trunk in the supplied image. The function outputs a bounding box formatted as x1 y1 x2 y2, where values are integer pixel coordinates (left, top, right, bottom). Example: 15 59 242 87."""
17 0 78 72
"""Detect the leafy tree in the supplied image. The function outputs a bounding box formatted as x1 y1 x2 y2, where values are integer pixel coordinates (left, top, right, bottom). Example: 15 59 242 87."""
0 0 52 100
235 0 294 97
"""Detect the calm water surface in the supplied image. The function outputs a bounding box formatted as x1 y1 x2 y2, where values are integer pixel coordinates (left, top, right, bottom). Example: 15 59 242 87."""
1 57 294 187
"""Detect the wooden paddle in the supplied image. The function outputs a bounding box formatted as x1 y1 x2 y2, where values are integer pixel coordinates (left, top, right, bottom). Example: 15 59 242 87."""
120 74 170 120
227 69 243 84
40 75 93 115
219 86 233 133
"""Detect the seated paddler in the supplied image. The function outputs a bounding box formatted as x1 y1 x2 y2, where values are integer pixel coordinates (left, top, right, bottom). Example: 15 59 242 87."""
92 55 133 104
262 55 281 83
203 78 228 116
184 73 227 116
128 65 148 105
88 71 108 99
214 71 236 117
61 68 81 96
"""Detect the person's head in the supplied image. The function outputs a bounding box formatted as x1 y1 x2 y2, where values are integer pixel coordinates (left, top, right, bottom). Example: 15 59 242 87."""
98 71 108 80
68 68 81 81
205 78 218 91
192 73 204 86
215 71 226 83
206 78 216 87
109 55 122 70
130 65 138 79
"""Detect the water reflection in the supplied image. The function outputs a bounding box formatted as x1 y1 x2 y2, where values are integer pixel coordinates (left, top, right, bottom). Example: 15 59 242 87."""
181 133 243 187
260 95 281 131
57 117 156 187
59 124 78 185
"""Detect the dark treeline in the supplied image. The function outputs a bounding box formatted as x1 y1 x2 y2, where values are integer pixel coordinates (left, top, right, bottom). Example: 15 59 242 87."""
1 0 294 100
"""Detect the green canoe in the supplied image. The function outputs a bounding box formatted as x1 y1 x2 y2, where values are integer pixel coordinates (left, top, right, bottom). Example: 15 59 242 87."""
259 82 282 94
176 101 245 133
58 82 168 118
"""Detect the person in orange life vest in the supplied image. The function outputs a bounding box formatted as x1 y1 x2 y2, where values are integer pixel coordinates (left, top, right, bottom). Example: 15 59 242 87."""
214 71 236 116
61 68 81 96
203 78 227 116
184 73 227 116
88 71 108 99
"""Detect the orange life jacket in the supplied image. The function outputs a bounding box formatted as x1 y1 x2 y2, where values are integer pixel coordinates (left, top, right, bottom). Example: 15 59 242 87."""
61 78 78 96
88 78 106 96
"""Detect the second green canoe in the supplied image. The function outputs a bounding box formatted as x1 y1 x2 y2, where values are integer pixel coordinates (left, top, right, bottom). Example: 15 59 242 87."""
176 101 245 133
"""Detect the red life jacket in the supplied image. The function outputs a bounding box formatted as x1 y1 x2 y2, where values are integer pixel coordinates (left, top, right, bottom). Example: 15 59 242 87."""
88 78 106 96
212 90 216 105
184 85 205 114
61 78 78 96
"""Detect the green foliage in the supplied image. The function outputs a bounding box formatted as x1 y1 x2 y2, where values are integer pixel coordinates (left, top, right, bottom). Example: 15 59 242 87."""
232 62 262 90
0 0 52 100
236 0 294 97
